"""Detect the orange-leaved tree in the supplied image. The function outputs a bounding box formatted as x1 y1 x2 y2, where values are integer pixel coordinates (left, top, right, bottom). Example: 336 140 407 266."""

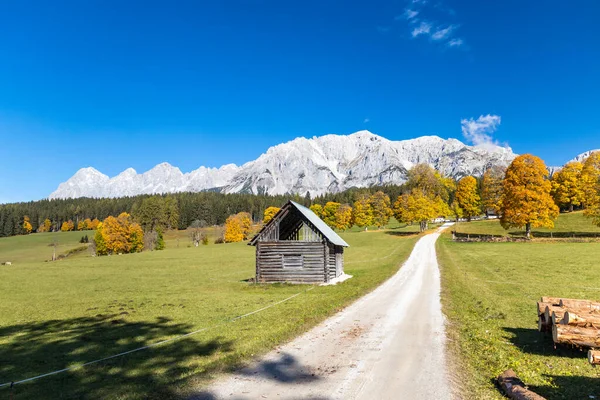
263 206 280 224
61 220 75 232
369 191 393 229
551 161 584 212
455 176 481 221
94 213 144 255
22 216 32 234
500 154 559 238
89 218 100 230
39 218 52 233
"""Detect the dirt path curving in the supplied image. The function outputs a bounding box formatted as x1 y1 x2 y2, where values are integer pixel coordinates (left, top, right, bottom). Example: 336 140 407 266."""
193 224 453 400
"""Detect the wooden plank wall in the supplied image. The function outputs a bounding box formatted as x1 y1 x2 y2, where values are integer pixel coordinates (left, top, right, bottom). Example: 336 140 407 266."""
327 244 337 281
257 241 326 283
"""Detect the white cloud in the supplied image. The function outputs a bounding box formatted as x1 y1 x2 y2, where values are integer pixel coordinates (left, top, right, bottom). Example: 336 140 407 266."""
403 9 419 20
364 118 370 123
448 38 464 47
461 115 502 150
412 22 432 37
431 25 456 41
397 0 466 50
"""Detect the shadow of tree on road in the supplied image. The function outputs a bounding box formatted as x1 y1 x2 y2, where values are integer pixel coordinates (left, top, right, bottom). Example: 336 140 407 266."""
238 352 320 384
190 353 325 400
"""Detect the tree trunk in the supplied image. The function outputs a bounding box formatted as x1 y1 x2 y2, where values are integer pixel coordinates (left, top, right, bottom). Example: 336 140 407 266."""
563 311 600 326
569 203 574 212
537 302 552 331
553 325 600 348
544 305 563 325
588 349 600 365
540 297 562 305
551 311 565 326
559 299 600 311
525 222 531 238
497 369 547 400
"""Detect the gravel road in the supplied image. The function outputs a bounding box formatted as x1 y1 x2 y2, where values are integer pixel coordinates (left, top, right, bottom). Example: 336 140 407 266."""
193 224 453 400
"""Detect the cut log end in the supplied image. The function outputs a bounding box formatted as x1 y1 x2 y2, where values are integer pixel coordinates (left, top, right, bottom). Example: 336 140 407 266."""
589 349 600 365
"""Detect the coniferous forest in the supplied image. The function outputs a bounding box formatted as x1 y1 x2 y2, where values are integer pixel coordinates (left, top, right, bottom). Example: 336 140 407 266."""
0 186 404 237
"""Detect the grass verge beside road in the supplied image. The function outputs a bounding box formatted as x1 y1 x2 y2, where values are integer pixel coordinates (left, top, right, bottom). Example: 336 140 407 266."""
0 223 421 399
437 234 600 399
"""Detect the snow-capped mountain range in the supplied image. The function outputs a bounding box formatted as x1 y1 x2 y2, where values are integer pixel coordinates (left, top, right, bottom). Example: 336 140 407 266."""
50 130 522 199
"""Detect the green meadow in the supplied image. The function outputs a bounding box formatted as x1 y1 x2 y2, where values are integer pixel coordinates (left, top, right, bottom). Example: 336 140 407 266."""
438 212 600 399
0 221 422 399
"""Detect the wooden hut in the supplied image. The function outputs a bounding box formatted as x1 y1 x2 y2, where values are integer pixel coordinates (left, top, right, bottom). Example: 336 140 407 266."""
249 201 350 283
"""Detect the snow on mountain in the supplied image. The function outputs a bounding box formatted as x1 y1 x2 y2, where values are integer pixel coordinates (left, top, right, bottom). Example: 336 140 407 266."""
50 167 110 199
570 149 600 163
49 131 517 199
548 149 600 175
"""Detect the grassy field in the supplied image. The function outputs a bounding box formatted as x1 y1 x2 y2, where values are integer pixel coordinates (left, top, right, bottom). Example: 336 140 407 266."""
454 211 600 237
0 221 423 399
0 230 91 264
438 214 600 399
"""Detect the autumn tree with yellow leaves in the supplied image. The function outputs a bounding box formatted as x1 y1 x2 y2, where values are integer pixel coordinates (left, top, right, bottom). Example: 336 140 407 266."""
321 202 341 229
61 220 75 232
369 191 393 229
309 204 323 218
551 161 585 212
38 218 52 233
481 166 505 216
455 176 481 221
224 212 253 243
500 154 559 238
263 206 280 224
334 204 353 231
393 190 448 232
582 152 600 225
22 216 32 234
93 212 144 255
89 218 100 230
352 194 373 230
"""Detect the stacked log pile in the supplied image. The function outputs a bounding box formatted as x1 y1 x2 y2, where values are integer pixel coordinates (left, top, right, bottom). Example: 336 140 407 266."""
536 296 600 365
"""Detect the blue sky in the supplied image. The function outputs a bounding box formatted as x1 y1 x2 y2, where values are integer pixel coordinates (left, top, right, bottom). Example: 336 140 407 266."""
1 0 599 203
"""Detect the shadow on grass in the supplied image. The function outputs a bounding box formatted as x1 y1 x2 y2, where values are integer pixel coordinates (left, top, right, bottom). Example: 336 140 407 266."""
384 231 419 237
529 375 600 399
503 327 586 359
0 314 233 399
529 231 600 239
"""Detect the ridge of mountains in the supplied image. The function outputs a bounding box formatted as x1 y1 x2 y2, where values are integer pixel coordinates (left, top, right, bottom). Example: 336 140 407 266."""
48 130 591 200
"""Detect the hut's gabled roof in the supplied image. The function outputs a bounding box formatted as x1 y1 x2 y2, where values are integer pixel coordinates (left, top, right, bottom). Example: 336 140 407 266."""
249 200 350 247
